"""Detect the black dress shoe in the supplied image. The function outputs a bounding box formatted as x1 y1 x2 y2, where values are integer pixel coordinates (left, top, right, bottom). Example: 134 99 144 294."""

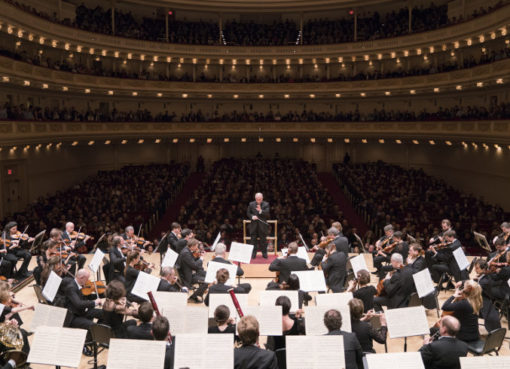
82 346 93 357
188 296 201 303
262 254 268 259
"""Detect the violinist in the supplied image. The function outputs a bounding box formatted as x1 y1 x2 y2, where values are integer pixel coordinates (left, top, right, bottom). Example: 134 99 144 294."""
3 222 32 279
177 238 207 303
491 221 510 247
373 227 403 278
321 242 347 292
429 219 452 246
211 243 251 293
108 235 127 283
123 251 145 303
487 237 509 264
405 243 426 272
204 268 249 306
158 267 186 293
428 230 463 284
347 270 377 312
166 222 182 254
123 226 152 251
62 222 87 270
101 280 139 338
472 260 502 332
0 232 13 281
373 253 414 311
269 242 310 285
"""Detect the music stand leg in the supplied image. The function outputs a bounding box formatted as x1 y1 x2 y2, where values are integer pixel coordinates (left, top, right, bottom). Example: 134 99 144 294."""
404 337 407 352
237 262 241 285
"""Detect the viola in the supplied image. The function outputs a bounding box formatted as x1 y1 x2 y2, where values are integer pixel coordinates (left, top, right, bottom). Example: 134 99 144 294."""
82 281 106 297
69 231 93 241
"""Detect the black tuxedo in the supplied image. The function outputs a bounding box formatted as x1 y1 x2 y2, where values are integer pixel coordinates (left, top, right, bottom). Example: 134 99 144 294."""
158 279 181 292
269 255 309 283
410 255 427 272
63 279 102 330
109 247 126 281
333 234 350 255
167 232 180 253
126 322 153 340
419 336 468 369
234 345 278 369
247 200 270 257
177 247 205 288
204 283 248 306
321 251 347 292
326 330 363 369
374 267 414 310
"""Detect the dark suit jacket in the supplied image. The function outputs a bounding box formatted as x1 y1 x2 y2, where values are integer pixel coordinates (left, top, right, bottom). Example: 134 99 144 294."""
321 251 347 292
246 201 270 235
64 279 96 317
109 247 126 276
411 255 427 272
383 268 414 308
212 256 244 276
419 336 468 369
350 319 387 353
164 342 175 369
167 232 180 253
269 255 309 283
326 330 363 369
333 234 350 255
204 283 247 306
177 247 204 287
234 345 278 369
311 248 326 267
158 279 181 292
126 322 153 340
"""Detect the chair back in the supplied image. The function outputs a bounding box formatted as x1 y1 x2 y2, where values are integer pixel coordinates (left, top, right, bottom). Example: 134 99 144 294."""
482 327 507 355
275 347 286 369
407 293 421 307
90 324 114 345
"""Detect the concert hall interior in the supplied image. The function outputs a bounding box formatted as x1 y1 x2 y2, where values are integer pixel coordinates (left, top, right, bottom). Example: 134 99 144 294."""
0 0 510 368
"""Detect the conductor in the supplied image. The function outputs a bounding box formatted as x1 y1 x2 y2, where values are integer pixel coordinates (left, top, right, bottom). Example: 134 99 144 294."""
247 192 270 259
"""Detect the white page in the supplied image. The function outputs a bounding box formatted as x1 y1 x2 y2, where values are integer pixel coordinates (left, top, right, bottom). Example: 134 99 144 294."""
162 306 208 335
30 303 67 332
210 232 221 251
315 292 353 308
161 248 179 268
304 305 351 334
286 335 344 369
131 271 161 300
205 261 238 285
453 247 470 271
107 339 167 369
460 356 510 369
350 254 369 276
413 268 435 298
385 306 429 338
208 293 248 318
296 247 311 263
174 334 233 369
228 242 254 264
0 304 4 318
259 290 299 313
366 352 425 369
42 271 62 303
88 248 105 274
27 326 87 368
244 306 283 336
508 278 510 288
293 270 327 292
153 291 187 312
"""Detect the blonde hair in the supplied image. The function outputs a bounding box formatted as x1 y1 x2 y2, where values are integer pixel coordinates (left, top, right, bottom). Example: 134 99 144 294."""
463 280 483 315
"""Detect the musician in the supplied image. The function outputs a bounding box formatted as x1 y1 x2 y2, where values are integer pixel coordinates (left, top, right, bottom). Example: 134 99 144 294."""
330 225 350 255
406 243 426 272
270 296 305 351
269 242 310 284
323 309 363 369
429 219 452 246
427 230 463 283
124 251 145 303
62 222 87 270
204 268 249 306
419 315 468 369
177 238 208 303
151 316 175 369
491 221 510 247
209 304 237 335
372 225 395 277
0 287 32 356
210 243 252 293
234 315 278 369
101 280 138 338
347 270 377 312
126 301 154 340
348 298 387 353
0 234 12 280
109 235 127 282
158 267 185 293
472 260 502 332
285 274 312 309
175 228 193 255
3 222 32 279
166 222 182 254
373 253 414 310
321 242 347 292
247 193 270 259
487 237 509 262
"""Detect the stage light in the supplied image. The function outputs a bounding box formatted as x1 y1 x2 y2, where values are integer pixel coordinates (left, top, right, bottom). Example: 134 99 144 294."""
206 138 212 143
310 138 316 143
172 138 178 143
361 139 367 144
379 139 384 144
395 139 402 144
224 138 230 143
104 140 111 145
138 139 144 144
293 138 299 142
71 141 78 146
344 138 350 143
88 141 95 146
155 139 161 144
412 140 419 144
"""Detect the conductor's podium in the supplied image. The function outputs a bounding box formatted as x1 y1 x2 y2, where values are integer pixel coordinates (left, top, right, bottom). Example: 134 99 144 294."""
242 219 278 255
241 220 278 278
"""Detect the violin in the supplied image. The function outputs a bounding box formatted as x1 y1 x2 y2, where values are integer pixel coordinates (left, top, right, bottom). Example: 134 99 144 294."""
192 243 205 258
376 265 403 296
69 231 93 241
380 241 399 254
82 280 106 297
134 259 153 273
317 235 334 249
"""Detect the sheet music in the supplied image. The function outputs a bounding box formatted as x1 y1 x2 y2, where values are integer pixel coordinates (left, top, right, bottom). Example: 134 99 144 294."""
460 356 510 369
286 335 344 369
153 291 187 311
107 339 167 369
350 254 369 276
174 334 234 369
42 270 62 303
385 306 429 338
208 293 248 318
293 270 327 292
259 290 299 313
88 248 105 273
161 248 179 268
30 303 67 332
507 278 510 288
304 305 351 334
27 326 87 368
0 304 4 318
366 352 425 369
244 306 283 336
281 247 310 263
315 292 353 308
412 268 435 298
453 247 470 271
131 271 161 300
228 242 254 264
205 261 238 285
162 306 208 335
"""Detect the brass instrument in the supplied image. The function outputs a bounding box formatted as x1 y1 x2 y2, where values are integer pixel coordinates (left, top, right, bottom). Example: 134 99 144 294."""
0 322 24 351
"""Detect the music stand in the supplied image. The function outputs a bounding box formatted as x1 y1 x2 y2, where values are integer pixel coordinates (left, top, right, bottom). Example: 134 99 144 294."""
30 230 46 254
473 231 492 253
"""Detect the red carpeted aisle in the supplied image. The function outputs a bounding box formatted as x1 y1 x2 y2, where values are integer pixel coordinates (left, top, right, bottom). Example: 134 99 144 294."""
317 172 369 234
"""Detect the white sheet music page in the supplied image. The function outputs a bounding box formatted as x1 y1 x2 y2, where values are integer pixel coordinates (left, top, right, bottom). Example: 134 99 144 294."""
385 306 429 338
162 306 208 335
131 271 161 300
244 306 283 336
453 247 470 271
366 352 425 369
107 339 166 369
296 247 311 263
350 254 369 276
293 270 327 292
460 356 510 369
286 335 344 369
412 268 435 298
304 305 351 334
259 290 299 313
210 232 221 251
88 248 105 273
30 303 67 332
208 293 248 318
161 248 179 268
153 291 187 311
228 242 254 264
315 292 353 308
41 270 62 303
205 261 238 285
28 326 87 368
174 334 234 369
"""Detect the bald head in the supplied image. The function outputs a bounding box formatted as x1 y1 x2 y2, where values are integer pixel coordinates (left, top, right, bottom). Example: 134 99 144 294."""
441 315 460 337
76 269 90 287
255 193 263 204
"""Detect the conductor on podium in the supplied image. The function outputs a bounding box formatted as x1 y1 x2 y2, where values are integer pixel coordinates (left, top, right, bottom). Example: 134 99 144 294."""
247 192 270 259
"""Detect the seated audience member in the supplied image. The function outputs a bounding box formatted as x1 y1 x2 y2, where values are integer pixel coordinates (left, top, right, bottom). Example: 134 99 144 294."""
234 315 278 369
101 280 138 338
270 296 305 351
348 298 387 353
208 304 237 335
419 315 468 369
323 309 363 369
126 301 154 340
152 315 175 369
204 268 248 306
347 270 377 312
